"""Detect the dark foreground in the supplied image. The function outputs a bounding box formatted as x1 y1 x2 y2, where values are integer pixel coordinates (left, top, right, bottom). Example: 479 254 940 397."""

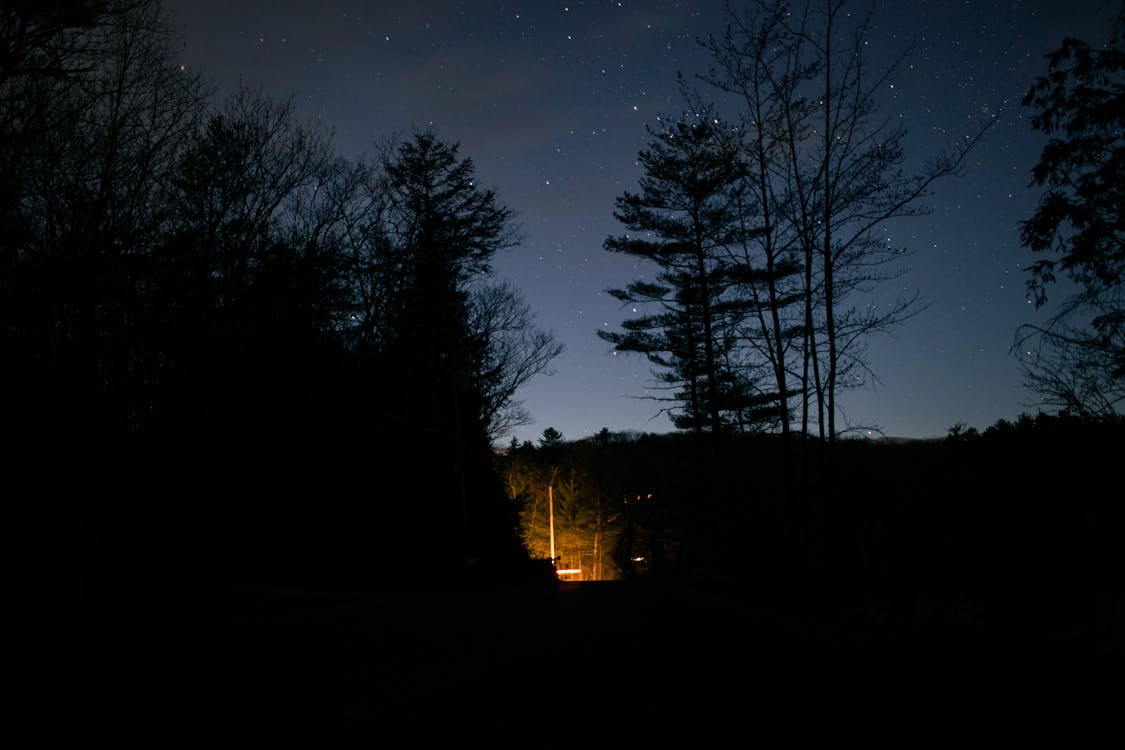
12 576 1122 736
174 580 1125 728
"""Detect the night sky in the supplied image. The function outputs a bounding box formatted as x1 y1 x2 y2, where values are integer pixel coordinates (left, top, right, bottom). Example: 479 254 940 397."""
163 0 1120 445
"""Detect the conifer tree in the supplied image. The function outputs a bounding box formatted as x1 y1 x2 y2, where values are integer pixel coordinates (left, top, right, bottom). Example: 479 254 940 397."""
601 114 755 435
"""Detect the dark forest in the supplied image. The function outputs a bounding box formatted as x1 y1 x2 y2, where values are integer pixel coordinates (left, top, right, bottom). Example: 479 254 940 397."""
5 0 1122 732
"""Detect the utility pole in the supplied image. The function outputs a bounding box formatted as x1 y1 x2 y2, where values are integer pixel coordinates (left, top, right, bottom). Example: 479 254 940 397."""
548 484 555 567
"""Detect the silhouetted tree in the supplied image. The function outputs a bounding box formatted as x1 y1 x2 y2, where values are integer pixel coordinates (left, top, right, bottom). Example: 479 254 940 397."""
1 0 208 438
373 128 532 572
467 279 564 442
601 113 755 435
703 0 992 442
156 87 337 431
377 130 513 415
538 426 564 448
1015 13 1125 417
701 14 808 445
1 2 556 596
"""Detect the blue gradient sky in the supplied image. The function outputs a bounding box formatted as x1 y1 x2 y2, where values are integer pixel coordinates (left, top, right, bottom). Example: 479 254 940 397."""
165 0 1120 443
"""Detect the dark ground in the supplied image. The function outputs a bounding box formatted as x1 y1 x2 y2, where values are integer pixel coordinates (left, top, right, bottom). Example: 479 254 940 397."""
9 558 1123 739
149 578 1123 734
9 563 1122 740
9 420 1122 737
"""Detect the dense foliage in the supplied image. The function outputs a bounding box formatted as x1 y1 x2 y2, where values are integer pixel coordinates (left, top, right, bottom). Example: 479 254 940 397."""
2 1 560 596
1017 16 1125 417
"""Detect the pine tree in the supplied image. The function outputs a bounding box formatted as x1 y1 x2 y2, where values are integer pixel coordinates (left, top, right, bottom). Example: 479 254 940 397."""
601 114 754 435
377 129 530 575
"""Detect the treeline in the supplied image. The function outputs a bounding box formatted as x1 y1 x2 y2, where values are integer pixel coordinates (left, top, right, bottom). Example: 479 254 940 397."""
499 414 1123 631
2 1 560 595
